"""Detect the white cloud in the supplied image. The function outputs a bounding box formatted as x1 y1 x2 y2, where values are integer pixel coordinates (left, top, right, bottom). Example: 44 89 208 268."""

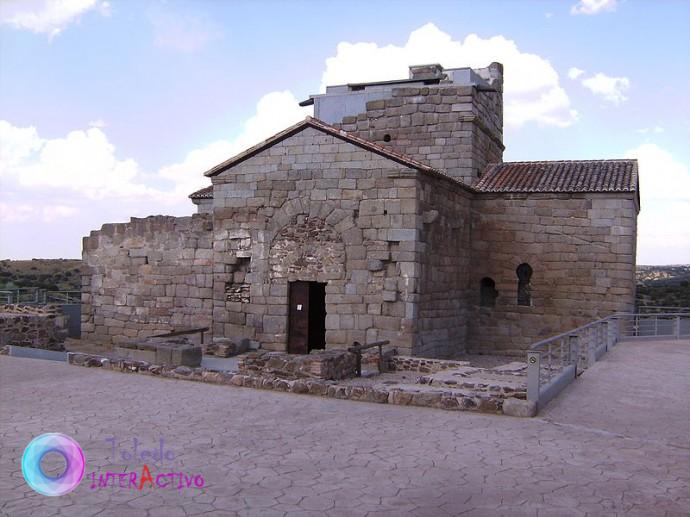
568 67 585 80
0 121 44 171
88 119 107 128
581 72 630 104
0 90 309 258
41 204 79 222
0 90 308 205
158 91 309 195
1 124 156 200
150 8 221 53
571 0 618 15
625 143 690 203
0 202 34 223
0 0 109 38
0 201 77 223
320 23 578 128
625 143 690 264
636 126 664 134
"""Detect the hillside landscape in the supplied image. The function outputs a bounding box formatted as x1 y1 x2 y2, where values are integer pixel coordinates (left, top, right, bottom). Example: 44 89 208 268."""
0 259 82 292
636 265 690 308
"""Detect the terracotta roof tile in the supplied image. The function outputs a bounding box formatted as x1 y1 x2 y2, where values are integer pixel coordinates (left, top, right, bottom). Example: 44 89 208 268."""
475 160 638 193
188 185 213 199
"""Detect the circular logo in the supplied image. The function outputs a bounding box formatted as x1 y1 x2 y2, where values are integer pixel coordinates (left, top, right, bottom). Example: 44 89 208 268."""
21 433 85 496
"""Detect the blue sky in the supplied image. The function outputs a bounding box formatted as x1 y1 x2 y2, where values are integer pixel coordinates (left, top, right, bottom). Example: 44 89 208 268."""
1 0 689 264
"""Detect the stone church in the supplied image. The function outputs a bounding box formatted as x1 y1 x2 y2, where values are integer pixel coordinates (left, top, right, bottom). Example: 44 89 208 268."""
82 63 639 357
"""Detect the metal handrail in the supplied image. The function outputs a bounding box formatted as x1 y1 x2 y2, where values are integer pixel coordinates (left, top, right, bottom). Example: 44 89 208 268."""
636 306 690 313
527 311 689 412
0 288 82 305
532 312 690 350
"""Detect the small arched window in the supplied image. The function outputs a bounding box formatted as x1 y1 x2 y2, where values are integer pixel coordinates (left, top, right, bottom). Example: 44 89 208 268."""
480 277 498 307
516 263 533 306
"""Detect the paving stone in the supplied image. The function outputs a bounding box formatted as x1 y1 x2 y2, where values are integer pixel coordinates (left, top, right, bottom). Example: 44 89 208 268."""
2 340 688 516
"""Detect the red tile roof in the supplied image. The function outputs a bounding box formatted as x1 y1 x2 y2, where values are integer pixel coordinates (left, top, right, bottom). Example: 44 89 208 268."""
475 160 638 193
189 185 213 199
203 116 447 178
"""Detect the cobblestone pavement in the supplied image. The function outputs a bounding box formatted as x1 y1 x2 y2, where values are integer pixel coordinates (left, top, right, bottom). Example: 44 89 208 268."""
1 340 689 516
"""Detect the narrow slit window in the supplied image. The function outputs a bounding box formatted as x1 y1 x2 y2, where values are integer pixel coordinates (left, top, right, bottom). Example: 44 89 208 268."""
516 263 533 306
480 277 498 307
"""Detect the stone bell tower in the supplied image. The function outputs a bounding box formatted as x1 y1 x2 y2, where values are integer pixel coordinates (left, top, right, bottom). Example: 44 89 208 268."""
300 62 504 185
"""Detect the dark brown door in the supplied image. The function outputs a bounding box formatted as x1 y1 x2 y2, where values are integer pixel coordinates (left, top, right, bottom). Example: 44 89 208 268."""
288 281 309 354
288 281 327 354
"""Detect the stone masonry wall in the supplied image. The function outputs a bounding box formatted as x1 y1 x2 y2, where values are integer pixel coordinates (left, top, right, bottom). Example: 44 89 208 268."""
211 126 433 356
0 304 67 350
415 173 473 357
468 193 638 354
82 215 214 345
333 79 503 184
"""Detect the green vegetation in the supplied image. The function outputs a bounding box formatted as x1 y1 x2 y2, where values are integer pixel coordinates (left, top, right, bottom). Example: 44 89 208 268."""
0 259 82 291
636 265 690 309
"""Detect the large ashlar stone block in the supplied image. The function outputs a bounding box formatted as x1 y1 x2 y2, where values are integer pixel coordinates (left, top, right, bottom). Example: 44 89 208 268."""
263 315 286 334
115 337 202 367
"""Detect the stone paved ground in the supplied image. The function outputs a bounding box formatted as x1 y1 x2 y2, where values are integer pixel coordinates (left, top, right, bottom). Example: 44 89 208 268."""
1 340 689 516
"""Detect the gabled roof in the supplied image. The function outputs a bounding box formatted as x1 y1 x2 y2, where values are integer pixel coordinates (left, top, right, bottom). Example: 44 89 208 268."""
189 185 213 200
203 116 442 178
475 160 638 193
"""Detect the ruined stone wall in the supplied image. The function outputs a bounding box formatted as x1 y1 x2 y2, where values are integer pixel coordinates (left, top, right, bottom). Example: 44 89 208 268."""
415 173 473 357
211 126 432 355
82 215 213 344
0 305 67 350
333 83 503 184
468 194 638 354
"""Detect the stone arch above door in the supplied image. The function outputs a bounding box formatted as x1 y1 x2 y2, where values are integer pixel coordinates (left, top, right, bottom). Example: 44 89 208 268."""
269 215 346 282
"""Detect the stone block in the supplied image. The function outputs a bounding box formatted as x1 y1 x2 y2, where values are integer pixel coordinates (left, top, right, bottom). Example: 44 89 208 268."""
171 345 202 367
502 398 537 418
263 315 286 334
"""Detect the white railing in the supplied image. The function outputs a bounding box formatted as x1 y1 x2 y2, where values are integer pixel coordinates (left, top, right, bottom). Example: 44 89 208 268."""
0 288 81 305
636 305 690 314
527 312 690 411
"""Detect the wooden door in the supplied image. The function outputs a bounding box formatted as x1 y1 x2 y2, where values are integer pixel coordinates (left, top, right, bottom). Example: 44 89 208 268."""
288 281 310 354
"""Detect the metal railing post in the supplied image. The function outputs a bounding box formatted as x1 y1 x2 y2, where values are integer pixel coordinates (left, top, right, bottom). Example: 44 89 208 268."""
654 314 658 337
612 316 619 345
604 320 612 351
527 351 541 406
675 316 681 340
568 335 579 375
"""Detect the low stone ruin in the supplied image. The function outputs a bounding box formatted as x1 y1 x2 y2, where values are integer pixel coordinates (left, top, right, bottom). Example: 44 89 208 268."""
0 304 67 351
114 336 202 367
204 337 250 358
389 355 472 373
238 349 356 380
